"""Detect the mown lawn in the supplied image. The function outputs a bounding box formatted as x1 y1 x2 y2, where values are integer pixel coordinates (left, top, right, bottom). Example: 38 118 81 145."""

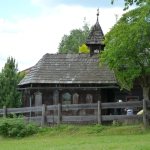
0 124 150 150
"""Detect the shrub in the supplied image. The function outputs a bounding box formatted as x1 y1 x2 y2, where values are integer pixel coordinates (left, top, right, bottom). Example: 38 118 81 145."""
0 114 39 138
118 120 123 126
79 44 90 53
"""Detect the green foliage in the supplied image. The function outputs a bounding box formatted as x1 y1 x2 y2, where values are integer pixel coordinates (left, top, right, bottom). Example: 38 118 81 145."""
111 0 147 10
36 124 148 138
79 44 90 53
0 114 39 138
0 57 26 108
99 2 150 99
38 124 106 137
86 124 105 134
38 125 79 136
118 121 123 126
58 18 92 54
18 71 27 82
113 120 123 126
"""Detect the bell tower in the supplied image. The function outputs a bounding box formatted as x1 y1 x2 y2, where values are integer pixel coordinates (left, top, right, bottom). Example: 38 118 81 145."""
85 9 105 56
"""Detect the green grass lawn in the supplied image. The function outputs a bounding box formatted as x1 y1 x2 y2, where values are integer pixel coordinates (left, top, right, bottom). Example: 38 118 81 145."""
0 124 150 150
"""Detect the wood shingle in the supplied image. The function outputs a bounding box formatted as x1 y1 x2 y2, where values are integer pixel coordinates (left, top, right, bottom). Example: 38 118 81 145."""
18 53 119 86
85 21 104 45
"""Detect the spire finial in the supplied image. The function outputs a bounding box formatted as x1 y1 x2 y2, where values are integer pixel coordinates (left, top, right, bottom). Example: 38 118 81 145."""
96 8 99 22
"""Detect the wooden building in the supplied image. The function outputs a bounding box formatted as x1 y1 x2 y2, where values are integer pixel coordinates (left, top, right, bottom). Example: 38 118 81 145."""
20 66 34 74
18 10 144 118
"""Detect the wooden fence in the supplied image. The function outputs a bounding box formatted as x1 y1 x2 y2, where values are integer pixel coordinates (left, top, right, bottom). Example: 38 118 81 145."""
0 100 150 128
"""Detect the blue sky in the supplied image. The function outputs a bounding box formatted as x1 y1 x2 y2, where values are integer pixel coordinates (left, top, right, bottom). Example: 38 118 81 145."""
0 0 135 71
0 0 41 22
30 0 125 8
0 0 125 21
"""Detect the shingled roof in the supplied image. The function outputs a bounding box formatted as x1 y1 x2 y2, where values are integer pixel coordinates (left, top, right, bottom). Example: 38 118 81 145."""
20 66 34 73
18 53 119 86
85 21 104 45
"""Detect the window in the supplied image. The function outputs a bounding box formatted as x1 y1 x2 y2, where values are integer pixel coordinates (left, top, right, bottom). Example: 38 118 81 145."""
126 96 139 111
34 91 42 116
53 90 59 105
73 93 79 104
94 49 99 53
62 93 71 105
34 91 42 106
86 94 93 103
86 94 93 114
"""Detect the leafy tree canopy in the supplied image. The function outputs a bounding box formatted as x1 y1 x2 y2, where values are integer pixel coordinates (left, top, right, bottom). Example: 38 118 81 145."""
0 57 27 108
99 1 150 100
79 44 90 53
58 18 92 54
111 0 147 10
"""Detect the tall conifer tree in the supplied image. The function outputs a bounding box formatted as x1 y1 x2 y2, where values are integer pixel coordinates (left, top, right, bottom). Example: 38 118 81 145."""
0 57 26 108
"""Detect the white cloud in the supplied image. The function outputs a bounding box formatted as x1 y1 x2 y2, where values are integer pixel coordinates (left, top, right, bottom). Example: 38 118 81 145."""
0 18 24 33
12 14 26 20
0 5 128 71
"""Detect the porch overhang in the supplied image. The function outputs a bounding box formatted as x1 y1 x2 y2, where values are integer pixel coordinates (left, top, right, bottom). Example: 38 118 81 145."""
17 86 120 91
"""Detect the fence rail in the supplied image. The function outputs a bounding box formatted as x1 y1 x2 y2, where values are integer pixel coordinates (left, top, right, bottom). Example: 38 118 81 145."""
1 100 150 128
24 115 150 123
1 101 147 114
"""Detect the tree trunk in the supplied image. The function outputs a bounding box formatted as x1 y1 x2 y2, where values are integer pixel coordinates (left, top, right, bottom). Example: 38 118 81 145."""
142 86 150 113
142 86 149 100
142 86 150 126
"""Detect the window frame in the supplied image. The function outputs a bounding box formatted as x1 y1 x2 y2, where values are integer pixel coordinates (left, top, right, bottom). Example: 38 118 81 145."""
62 93 71 105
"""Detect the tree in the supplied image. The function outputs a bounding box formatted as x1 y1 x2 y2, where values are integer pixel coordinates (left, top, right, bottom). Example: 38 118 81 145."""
99 1 150 100
111 0 146 10
58 18 92 54
0 57 27 108
79 44 90 53
18 71 27 82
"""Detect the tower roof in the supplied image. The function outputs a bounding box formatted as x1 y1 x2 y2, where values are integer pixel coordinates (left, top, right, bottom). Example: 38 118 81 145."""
85 10 104 45
85 21 104 45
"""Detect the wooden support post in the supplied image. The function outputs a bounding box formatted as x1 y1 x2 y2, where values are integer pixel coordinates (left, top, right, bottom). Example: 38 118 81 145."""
98 101 102 125
147 106 150 127
30 96 32 117
143 100 147 127
3 106 6 118
146 100 150 126
57 103 61 127
41 104 46 129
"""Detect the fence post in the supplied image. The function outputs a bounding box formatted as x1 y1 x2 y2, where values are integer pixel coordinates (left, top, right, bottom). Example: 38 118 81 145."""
143 99 147 127
57 103 61 127
3 106 6 118
98 101 102 125
147 101 150 126
41 104 46 129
